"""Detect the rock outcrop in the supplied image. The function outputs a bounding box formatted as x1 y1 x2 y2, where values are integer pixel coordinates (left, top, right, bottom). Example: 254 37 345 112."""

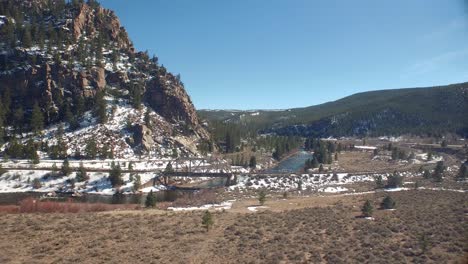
0 0 212 158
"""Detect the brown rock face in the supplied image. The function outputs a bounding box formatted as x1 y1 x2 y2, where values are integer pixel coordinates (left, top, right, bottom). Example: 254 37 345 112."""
131 124 156 152
146 74 211 142
73 4 133 51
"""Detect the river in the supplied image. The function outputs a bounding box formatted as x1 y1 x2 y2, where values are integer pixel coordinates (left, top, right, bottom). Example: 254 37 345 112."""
263 150 314 174
0 151 313 205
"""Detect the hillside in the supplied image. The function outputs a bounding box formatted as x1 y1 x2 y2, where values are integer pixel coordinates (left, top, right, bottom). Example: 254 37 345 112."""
199 82 468 137
0 0 211 160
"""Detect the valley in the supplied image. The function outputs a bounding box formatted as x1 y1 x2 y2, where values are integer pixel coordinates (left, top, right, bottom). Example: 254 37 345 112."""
0 0 467 263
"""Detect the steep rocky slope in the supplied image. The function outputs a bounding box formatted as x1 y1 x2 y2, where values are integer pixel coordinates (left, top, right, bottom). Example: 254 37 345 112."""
0 0 211 159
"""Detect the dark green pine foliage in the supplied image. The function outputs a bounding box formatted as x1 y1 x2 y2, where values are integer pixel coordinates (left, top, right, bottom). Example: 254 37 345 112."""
456 163 467 181
145 190 157 208
432 161 445 182
386 172 403 188
381 195 396 209
94 90 107 124
61 159 71 176
30 102 44 133
361 200 373 217
76 162 89 182
109 162 123 187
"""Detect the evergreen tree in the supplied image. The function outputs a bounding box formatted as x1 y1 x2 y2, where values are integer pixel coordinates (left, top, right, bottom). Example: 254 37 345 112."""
32 178 42 189
249 156 257 169
144 109 151 126
386 172 403 188
432 161 445 182
61 159 71 176
202 210 214 232
22 25 32 48
30 102 44 133
381 195 396 209
361 200 373 217
51 163 58 177
258 189 266 205
85 137 98 159
456 163 467 181
145 190 157 207
76 162 89 182
13 106 24 133
375 175 384 189
109 162 123 187
95 90 107 124
164 161 174 173
133 174 141 192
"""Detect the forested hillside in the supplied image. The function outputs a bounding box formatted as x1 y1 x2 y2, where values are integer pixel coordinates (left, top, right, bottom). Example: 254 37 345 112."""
199 82 468 138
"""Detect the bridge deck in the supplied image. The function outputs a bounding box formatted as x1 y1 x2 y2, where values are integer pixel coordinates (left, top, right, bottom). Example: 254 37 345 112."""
164 172 232 178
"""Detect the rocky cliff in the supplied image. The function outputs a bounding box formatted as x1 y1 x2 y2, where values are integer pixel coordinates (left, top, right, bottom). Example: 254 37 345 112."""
0 0 211 159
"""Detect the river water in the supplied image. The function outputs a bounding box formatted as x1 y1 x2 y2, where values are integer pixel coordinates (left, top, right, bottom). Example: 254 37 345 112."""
0 151 312 205
264 150 313 174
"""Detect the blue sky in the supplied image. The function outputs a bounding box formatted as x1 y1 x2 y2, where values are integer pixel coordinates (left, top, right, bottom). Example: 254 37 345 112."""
100 0 468 109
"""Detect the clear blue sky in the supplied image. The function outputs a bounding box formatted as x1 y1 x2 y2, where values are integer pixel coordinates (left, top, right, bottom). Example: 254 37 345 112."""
99 0 468 110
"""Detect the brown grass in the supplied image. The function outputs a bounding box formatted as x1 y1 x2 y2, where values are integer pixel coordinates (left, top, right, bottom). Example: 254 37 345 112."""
0 190 466 263
0 198 138 214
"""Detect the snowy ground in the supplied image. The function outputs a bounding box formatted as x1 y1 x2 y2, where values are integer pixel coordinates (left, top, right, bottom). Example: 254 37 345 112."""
228 171 418 193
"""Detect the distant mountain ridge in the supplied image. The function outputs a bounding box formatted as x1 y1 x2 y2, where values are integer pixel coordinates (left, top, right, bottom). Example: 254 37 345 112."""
199 82 468 137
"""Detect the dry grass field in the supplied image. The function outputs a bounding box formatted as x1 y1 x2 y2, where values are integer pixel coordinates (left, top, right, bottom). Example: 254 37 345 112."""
0 190 466 264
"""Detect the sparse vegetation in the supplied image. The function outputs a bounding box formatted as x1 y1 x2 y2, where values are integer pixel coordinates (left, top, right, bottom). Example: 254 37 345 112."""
202 210 214 232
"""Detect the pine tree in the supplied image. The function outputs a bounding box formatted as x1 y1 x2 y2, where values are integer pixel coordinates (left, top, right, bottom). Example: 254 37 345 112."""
386 172 403 188
249 156 256 169
145 190 157 207
432 161 445 182
109 162 123 187
258 189 266 205
76 162 89 182
375 175 384 189
30 102 44 133
144 109 151 126
61 159 71 176
32 178 42 189
85 137 98 159
456 163 467 181
133 174 141 192
201 210 214 232
164 161 174 173
381 195 396 209
51 163 58 177
95 90 107 124
13 106 24 133
361 200 373 217
22 25 32 48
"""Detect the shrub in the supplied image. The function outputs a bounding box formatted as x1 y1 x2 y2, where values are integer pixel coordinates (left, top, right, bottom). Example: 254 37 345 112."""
386 172 403 188
380 195 396 209
32 178 42 189
374 175 384 189
202 210 214 232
